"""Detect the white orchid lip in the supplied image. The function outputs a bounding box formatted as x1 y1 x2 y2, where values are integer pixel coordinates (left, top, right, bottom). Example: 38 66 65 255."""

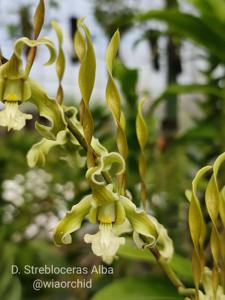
84 223 125 264
0 101 32 131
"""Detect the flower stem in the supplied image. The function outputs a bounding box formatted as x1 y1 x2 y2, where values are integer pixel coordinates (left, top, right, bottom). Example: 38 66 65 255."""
150 246 195 299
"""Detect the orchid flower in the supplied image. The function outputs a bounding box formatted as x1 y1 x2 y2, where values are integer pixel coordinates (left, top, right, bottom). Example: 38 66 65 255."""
0 37 56 131
53 152 173 264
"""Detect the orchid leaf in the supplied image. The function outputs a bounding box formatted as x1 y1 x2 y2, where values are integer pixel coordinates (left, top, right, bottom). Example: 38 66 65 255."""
136 9 225 63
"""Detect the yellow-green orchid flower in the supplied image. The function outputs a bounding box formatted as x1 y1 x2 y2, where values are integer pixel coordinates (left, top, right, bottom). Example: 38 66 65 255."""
0 37 56 131
26 105 109 168
53 152 173 264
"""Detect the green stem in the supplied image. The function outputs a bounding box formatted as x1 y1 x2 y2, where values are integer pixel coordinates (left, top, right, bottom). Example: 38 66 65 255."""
150 246 195 299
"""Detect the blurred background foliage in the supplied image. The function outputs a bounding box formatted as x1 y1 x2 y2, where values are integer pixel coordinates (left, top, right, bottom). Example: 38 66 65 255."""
1 0 225 299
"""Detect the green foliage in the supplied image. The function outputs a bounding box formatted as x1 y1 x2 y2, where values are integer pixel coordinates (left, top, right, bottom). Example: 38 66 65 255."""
136 8 225 63
92 276 182 300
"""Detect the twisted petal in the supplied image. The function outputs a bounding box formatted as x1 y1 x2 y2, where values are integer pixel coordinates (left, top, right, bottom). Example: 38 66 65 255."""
27 130 68 167
86 152 125 186
0 37 56 81
30 80 66 139
53 195 92 246
155 220 174 261
0 102 32 131
120 196 157 247
84 223 125 264
86 152 125 206
130 210 173 260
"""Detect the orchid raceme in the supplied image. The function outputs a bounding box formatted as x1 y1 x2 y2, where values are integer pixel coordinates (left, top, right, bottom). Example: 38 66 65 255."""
53 152 173 264
4 2 223 298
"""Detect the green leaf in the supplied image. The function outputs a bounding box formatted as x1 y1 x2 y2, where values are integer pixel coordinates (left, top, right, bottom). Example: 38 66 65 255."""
149 84 224 113
92 276 182 300
3 277 21 300
0 243 19 299
136 9 225 62
189 0 225 24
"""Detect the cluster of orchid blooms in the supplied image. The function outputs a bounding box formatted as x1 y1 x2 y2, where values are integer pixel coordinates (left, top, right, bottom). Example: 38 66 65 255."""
1 1 225 299
0 1 172 266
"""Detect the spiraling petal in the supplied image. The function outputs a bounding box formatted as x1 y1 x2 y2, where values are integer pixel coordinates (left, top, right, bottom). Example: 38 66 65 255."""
53 195 92 245
86 152 125 206
120 196 157 247
27 130 68 167
155 221 174 261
